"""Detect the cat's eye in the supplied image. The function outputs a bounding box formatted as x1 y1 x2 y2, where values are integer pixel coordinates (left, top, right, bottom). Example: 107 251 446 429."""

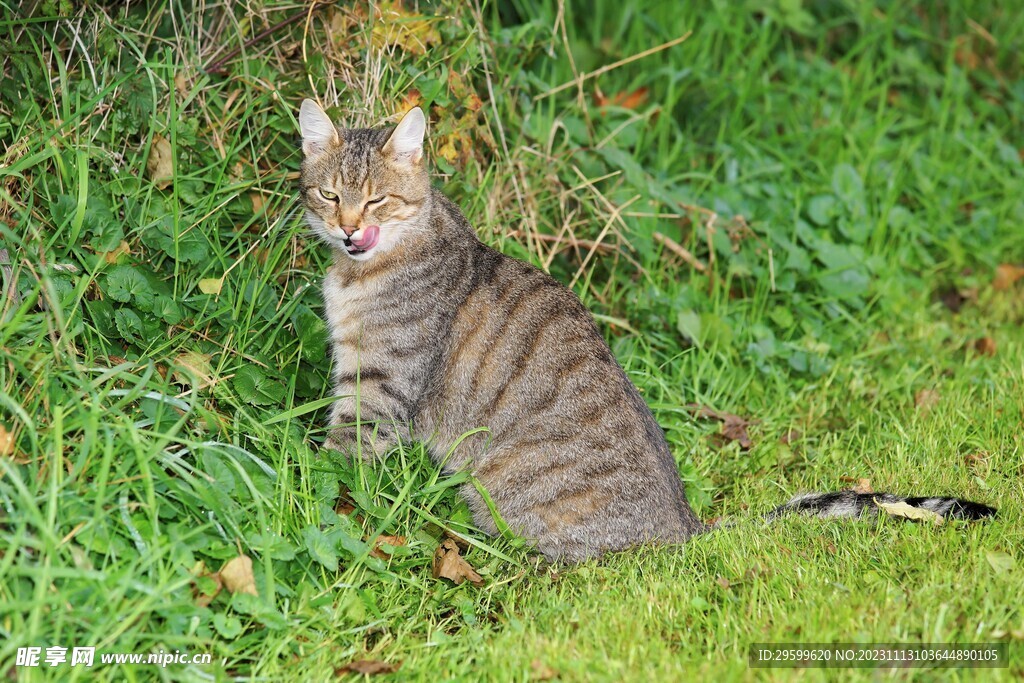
318 188 338 201
366 196 386 207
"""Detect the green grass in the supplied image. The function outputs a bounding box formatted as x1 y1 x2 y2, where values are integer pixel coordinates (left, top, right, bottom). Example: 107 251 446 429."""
1 0 1022 680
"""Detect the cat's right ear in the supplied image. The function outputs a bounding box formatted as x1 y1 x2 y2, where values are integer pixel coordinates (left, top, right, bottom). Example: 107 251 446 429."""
299 99 340 156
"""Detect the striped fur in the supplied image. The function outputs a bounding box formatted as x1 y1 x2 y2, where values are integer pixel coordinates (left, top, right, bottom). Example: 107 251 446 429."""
770 491 996 521
299 102 995 562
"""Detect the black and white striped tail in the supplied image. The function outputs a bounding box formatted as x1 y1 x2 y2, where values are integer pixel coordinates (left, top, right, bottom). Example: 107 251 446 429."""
769 490 996 521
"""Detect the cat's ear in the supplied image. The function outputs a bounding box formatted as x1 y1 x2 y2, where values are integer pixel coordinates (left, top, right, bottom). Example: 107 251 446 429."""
299 99 340 156
382 107 426 166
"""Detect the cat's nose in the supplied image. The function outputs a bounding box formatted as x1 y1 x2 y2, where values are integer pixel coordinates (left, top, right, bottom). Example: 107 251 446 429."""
340 225 358 237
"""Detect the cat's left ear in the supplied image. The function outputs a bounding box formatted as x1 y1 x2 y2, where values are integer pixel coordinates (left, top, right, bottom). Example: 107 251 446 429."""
382 107 426 166
299 99 340 156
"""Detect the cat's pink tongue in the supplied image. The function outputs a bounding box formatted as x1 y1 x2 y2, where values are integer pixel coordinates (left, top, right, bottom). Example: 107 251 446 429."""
350 225 379 250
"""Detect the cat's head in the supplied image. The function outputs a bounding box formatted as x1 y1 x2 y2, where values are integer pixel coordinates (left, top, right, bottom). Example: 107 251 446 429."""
298 99 430 261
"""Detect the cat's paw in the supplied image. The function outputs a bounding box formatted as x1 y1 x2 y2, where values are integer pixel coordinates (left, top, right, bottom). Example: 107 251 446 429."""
323 428 388 462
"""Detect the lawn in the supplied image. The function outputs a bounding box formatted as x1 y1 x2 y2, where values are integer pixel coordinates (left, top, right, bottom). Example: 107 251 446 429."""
1 0 1022 680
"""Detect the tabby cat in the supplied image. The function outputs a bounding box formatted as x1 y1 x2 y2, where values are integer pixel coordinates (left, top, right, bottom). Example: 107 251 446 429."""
298 99 995 562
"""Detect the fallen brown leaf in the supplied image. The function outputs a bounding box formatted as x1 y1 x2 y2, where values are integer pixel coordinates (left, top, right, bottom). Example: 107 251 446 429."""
249 192 265 214
595 86 649 109
397 88 421 115
369 534 407 560
338 660 401 675
953 34 980 70
964 452 989 467
975 336 997 356
874 498 944 525
0 424 13 457
993 264 1024 291
530 659 557 681
936 286 967 313
432 539 483 586
219 555 258 596
779 429 802 446
840 476 873 494
914 389 940 414
190 561 223 608
146 135 174 189
464 92 484 112
685 403 757 450
444 530 471 550
370 2 440 55
172 351 213 389
102 240 131 265
174 71 189 98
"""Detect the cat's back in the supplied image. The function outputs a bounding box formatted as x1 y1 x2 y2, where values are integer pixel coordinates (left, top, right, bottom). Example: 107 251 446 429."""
417 218 702 560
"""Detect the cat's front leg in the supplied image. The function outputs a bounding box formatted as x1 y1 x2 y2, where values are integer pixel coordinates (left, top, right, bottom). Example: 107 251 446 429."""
323 385 410 461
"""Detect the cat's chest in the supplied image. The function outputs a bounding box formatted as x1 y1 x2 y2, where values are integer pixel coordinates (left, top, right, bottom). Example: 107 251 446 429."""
322 271 378 370
323 273 367 331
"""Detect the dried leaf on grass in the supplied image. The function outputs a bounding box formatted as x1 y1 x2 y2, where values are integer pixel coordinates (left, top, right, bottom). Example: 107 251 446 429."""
396 88 421 115
219 554 258 596
338 660 401 675
172 351 214 389
990 627 1024 640
975 337 997 356
146 135 173 189
914 389 940 414
594 86 649 109
102 240 131 265
198 277 224 295
0 424 13 457
985 550 1015 575
249 192 265 214
432 538 483 586
840 476 873 494
993 264 1024 291
370 2 439 55
190 561 223 608
0 423 30 465
530 659 558 681
779 429 801 446
874 498 944 525
369 535 407 560
685 403 758 449
964 452 989 468
936 286 967 313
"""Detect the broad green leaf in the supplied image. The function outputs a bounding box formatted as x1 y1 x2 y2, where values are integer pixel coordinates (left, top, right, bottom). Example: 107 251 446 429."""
233 365 286 406
986 551 1015 575
292 305 327 360
832 163 866 217
676 309 702 347
105 264 156 309
248 532 298 561
212 613 242 639
807 194 837 226
113 307 145 343
303 526 339 570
